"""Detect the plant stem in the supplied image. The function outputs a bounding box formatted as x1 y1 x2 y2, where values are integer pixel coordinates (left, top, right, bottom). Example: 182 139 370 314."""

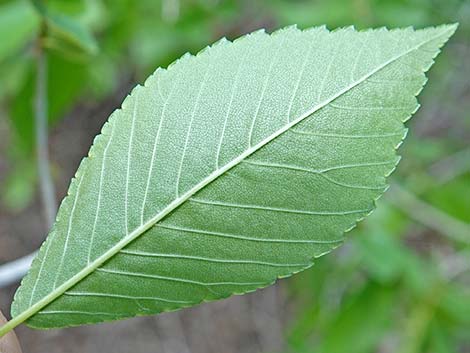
386 183 470 244
0 253 37 288
35 38 57 229
0 19 57 326
0 316 24 339
428 147 470 184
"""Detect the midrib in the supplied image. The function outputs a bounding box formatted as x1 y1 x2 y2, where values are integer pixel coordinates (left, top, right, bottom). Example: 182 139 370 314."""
0 27 451 336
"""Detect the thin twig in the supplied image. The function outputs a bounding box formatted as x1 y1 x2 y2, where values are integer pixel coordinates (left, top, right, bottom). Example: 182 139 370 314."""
0 253 37 288
386 183 470 244
428 147 470 184
438 249 470 280
0 24 57 289
35 34 57 229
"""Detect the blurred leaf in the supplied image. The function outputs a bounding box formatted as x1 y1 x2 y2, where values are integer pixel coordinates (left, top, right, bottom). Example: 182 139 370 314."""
270 0 359 29
426 174 470 222
76 0 107 32
439 284 470 325
33 0 98 57
40 0 87 15
401 253 439 296
42 12 98 57
0 56 31 98
314 284 395 353
425 321 455 353
0 0 38 63
10 52 87 151
353 203 410 283
87 54 119 98
291 252 368 341
1 157 36 212
357 230 406 283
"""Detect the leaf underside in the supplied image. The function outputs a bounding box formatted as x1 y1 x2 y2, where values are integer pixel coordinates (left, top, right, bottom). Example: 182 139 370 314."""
12 24 456 329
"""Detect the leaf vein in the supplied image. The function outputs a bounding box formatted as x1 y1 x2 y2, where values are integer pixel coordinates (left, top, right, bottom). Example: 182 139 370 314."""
88 122 116 264
140 74 178 224
248 38 284 147
189 198 370 215
64 291 193 304
175 65 211 197
156 224 343 244
119 249 308 267
96 268 266 287
290 130 403 139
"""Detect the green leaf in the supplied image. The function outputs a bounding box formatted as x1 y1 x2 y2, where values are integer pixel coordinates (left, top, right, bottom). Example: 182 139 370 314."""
42 12 99 57
9 24 456 330
313 284 396 353
32 0 98 57
9 52 88 152
1 157 36 212
0 0 39 63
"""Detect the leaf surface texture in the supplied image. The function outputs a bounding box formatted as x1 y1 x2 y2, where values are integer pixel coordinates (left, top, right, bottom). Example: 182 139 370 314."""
12 24 456 328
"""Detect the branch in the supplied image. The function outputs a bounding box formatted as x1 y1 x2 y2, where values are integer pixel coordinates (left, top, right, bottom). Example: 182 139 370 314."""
386 183 470 244
428 147 470 184
35 36 57 229
0 253 36 288
0 22 56 289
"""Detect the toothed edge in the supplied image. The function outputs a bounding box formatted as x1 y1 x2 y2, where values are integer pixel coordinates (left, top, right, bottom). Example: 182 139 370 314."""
14 23 458 328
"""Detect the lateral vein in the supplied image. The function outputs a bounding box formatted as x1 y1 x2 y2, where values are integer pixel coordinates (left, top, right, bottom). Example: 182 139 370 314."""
9 28 452 330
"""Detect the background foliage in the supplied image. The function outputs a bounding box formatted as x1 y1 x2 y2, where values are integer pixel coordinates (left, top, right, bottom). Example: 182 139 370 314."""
0 0 468 352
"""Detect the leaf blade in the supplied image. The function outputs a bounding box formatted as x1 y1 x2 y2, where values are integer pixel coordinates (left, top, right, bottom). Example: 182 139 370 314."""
10 24 457 329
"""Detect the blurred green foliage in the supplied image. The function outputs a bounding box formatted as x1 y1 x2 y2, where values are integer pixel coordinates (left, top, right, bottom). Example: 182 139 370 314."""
0 0 469 352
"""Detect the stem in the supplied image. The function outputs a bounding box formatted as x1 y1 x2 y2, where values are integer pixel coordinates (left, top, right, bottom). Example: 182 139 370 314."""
0 21 57 334
386 183 470 244
0 253 37 288
0 36 55 290
35 40 57 229
0 316 25 338
428 147 470 184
